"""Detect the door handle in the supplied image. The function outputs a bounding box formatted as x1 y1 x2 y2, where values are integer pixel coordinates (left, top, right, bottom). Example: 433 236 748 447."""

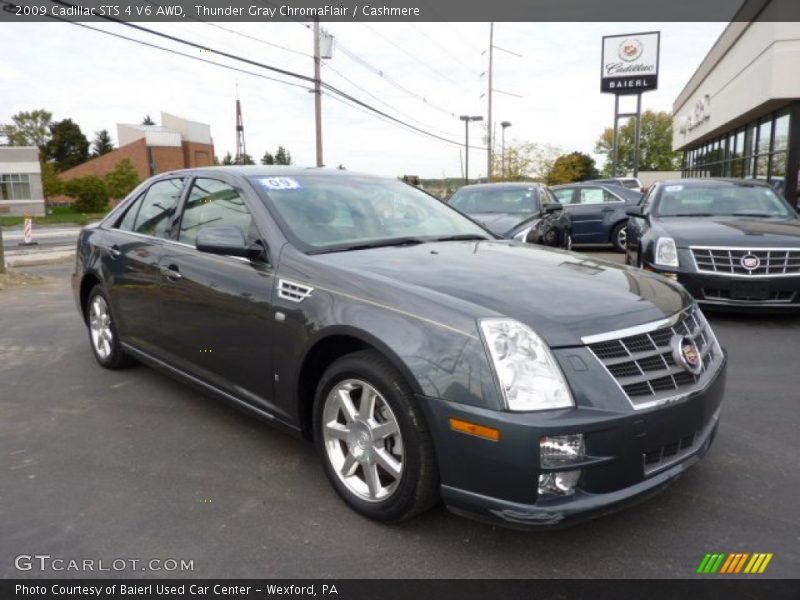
103 244 121 258
160 264 182 281
601 207 615 212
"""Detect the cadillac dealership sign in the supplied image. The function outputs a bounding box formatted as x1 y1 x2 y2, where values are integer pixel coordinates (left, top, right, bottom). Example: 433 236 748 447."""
601 31 660 94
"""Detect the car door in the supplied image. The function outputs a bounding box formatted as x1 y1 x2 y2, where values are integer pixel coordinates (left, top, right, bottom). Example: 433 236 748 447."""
157 175 281 416
103 177 185 357
563 186 624 243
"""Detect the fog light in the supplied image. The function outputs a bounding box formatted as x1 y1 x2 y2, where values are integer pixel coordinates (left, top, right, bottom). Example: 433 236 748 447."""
540 434 585 468
538 471 581 496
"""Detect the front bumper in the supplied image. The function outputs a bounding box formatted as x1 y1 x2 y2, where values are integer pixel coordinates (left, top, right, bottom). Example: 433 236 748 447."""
421 353 727 529
644 259 800 308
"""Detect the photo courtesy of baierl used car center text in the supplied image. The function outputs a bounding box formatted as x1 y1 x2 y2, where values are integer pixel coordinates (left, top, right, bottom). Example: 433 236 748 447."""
1 0 799 599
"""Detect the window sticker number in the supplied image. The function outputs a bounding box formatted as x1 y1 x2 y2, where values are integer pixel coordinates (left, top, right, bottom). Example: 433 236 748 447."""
260 177 301 190
665 185 683 192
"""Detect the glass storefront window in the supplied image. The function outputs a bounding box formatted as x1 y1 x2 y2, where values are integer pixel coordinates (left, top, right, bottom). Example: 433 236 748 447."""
758 119 773 155
774 112 790 152
0 173 32 201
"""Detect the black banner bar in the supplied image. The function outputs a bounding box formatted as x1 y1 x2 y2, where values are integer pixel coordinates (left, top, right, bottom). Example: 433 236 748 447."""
3 0 800 23
3 579 800 600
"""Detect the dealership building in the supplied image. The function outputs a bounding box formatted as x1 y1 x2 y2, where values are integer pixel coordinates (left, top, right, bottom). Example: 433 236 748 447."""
673 1 800 206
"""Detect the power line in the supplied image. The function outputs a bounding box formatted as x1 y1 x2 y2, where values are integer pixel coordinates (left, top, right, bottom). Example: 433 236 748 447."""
42 0 483 150
409 24 482 77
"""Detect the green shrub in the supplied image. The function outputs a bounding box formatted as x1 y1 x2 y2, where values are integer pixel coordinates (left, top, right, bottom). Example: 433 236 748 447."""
104 158 141 199
63 176 110 213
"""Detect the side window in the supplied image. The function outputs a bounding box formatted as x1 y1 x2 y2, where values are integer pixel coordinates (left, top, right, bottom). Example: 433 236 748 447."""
133 178 184 238
178 178 256 247
116 193 145 231
601 188 622 203
551 189 573 204
579 187 606 204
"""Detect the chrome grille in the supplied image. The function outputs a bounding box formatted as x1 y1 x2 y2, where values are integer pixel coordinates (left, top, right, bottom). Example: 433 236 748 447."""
587 307 722 409
691 246 800 277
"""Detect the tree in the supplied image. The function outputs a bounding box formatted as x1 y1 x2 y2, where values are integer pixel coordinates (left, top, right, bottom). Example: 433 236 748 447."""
275 146 292 165
236 153 255 165
221 152 234 165
44 119 89 172
594 110 682 176
104 158 140 199
492 141 562 181
91 130 114 157
141 115 155 125
547 152 600 185
0 109 53 148
40 161 63 198
261 151 275 165
63 176 109 213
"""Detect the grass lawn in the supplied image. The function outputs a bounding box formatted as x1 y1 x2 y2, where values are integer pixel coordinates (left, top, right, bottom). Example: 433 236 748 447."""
0 211 107 227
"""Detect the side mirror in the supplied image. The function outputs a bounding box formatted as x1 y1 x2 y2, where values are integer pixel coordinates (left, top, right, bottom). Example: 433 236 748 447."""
543 203 563 214
196 226 262 260
626 206 645 218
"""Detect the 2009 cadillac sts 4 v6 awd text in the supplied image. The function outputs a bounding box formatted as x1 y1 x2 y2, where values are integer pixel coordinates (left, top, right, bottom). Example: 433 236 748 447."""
73 167 727 528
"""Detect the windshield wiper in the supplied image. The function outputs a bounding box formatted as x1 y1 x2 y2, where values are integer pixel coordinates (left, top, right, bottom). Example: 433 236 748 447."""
432 234 492 242
308 237 427 254
667 213 715 217
731 213 777 218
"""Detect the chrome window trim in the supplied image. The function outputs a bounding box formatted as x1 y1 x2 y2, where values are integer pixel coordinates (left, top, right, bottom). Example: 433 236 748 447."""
689 245 800 278
101 227 252 263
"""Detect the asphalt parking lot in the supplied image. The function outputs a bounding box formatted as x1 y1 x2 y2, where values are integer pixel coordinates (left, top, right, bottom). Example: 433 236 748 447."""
1 251 799 579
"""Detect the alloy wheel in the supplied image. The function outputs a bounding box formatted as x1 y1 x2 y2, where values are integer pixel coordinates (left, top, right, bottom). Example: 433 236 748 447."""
322 379 404 502
89 295 113 360
616 226 627 250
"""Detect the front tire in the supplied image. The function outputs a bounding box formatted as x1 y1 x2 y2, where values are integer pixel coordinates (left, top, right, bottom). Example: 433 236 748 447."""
313 350 439 522
86 285 135 369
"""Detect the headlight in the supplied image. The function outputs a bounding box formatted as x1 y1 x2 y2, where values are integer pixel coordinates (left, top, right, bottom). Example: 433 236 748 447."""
511 219 539 242
479 319 574 411
655 237 679 268
512 227 532 242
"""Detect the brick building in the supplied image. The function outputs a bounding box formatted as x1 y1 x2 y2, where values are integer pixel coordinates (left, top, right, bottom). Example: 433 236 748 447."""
56 112 214 201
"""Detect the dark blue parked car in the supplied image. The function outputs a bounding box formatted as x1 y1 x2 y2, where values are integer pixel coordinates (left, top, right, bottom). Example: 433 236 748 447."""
550 183 642 252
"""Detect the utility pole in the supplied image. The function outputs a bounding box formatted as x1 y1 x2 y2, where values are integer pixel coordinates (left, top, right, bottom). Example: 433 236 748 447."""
460 115 483 185
234 83 246 165
313 17 323 167
500 121 511 179
486 22 494 182
0 227 5 274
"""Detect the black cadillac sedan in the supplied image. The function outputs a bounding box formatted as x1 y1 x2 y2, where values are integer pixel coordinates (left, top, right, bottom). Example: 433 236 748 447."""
73 167 726 528
626 178 800 309
448 182 572 248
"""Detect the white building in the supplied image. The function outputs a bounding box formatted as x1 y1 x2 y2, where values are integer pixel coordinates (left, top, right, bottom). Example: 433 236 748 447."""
0 147 45 216
672 0 800 205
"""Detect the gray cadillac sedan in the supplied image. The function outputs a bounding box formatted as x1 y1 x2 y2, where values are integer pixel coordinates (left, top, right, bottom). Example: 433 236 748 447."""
73 167 727 528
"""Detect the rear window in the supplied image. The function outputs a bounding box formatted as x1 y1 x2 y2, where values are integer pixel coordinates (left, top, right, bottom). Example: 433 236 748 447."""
450 188 540 214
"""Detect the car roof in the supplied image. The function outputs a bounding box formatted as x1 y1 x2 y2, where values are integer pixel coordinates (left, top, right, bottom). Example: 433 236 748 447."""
152 165 389 181
656 177 773 188
455 182 543 191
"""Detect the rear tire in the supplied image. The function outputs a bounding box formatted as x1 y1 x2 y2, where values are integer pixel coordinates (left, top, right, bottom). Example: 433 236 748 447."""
611 222 628 253
86 285 136 369
313 350 439 522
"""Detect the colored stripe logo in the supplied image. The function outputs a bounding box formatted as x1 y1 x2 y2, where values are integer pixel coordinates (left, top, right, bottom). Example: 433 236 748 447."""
696 552 773 574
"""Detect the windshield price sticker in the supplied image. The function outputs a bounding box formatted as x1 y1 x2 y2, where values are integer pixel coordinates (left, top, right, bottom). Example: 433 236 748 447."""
259 177 302 190
665 185 684 192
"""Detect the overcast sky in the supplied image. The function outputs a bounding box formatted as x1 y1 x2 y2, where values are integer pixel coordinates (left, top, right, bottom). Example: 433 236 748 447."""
2 21 727 178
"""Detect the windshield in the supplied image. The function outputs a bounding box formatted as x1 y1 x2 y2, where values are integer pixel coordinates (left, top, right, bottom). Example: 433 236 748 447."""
449 187 540 214
654 183 794 218
250 175 491 252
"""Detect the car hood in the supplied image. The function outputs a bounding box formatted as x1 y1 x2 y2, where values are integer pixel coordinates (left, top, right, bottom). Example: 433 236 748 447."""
658 216 800 247
313 241 689 347
467 212 537 236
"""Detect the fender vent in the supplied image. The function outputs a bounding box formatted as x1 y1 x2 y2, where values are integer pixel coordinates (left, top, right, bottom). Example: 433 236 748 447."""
278 279 314 303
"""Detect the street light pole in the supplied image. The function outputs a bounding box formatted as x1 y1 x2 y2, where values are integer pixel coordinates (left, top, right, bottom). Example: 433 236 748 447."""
313 17 323 167
486 22 494 182
500 121 511 179
459 115 483 185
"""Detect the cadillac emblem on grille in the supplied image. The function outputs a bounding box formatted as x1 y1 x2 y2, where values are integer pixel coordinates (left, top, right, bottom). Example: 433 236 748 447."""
740 254 760 271
671 335 703 376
